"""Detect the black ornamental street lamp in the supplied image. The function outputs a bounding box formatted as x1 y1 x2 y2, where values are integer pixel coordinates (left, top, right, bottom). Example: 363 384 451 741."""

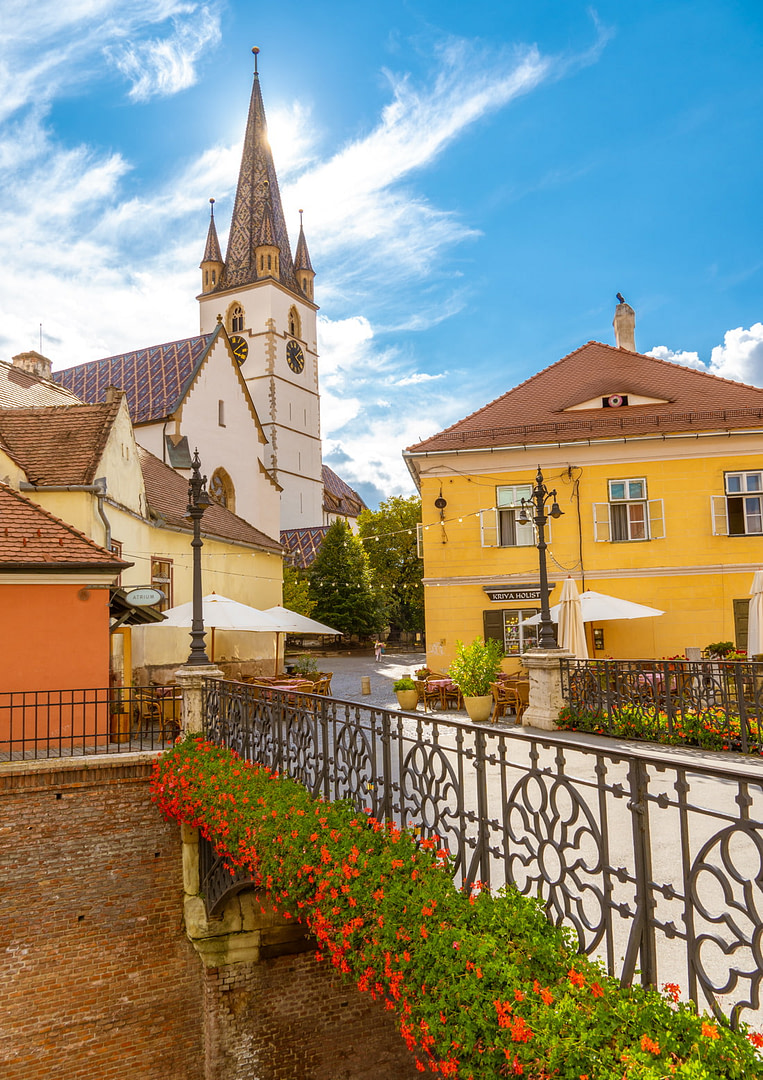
186 448 213 666
518 466 564 650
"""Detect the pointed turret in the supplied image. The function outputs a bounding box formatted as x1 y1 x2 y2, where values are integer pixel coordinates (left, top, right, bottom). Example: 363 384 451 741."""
254 184 280 279
294 209 315 301
219 47 298 292
200 198 224 294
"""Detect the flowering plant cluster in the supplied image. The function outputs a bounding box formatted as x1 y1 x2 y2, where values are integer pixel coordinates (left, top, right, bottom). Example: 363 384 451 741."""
151 737 763 1078
559 703 762 755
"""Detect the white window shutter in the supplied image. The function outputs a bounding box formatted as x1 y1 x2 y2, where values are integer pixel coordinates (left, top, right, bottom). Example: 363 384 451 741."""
711 496 729 536
517 517 535 546
416 523 423 558
648 499 665 540
480 508 499 547
592 503 610 542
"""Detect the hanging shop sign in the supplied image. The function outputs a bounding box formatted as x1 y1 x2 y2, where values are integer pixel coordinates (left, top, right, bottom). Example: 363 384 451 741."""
124 587 165 607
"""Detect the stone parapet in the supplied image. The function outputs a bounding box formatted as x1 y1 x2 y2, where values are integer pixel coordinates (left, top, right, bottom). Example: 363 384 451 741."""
175 663 225 734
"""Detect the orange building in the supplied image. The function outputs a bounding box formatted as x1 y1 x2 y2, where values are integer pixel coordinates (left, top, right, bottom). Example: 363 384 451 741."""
0 483 128 695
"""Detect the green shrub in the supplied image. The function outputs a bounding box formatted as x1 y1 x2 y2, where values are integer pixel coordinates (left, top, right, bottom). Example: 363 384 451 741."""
448 637 504 697
393 677 416 691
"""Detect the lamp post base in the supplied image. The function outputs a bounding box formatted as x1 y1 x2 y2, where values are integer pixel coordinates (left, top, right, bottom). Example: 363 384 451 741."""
519 648 572 731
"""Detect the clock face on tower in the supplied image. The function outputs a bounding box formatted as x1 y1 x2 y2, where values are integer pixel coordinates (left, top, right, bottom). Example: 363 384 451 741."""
229 334 249 364
286 339 305 373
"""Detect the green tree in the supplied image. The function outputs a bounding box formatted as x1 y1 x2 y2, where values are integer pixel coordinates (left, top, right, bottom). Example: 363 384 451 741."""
282 565 314 617
308 520 383 637
358 495 423 636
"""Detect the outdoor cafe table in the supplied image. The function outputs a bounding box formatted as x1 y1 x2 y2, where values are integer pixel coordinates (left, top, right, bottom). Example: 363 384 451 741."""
426 678 460 709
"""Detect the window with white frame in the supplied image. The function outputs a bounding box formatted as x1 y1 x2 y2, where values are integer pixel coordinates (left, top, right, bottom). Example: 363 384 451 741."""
484 608 539 655
593 478 664 542
712 471 763 536
480 485 535 547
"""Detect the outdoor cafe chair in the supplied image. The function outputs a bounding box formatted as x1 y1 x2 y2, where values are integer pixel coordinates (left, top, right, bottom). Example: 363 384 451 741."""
491 683 523 724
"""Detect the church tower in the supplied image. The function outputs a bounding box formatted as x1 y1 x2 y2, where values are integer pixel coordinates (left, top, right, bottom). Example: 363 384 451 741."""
198 47 322 531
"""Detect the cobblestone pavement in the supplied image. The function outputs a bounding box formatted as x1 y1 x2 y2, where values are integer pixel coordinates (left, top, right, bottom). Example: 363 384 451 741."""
289 649 464 721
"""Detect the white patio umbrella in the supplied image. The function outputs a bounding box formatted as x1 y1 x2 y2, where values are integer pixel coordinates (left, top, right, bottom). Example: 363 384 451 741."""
263 606 342 677
522 590 665 625
262 606 342 636
747 570 763 658
557 577 588 658
153 593 292 664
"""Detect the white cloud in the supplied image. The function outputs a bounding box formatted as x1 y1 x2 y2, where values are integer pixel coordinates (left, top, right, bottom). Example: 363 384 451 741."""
396 372 446 387
648 326 763 387
707 324 763 385
646 345 705 370
105 6 221 102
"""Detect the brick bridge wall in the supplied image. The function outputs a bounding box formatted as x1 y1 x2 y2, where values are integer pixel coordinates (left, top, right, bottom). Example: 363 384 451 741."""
0 754 419 1080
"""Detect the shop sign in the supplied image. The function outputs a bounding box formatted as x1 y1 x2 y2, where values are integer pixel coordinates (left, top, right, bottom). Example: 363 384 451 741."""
124 587 165 607
483 584 550 603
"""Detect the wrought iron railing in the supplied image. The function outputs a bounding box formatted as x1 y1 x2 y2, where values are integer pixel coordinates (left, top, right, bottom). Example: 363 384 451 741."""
0 686 181 761
203 677 763 1029
560 658 763 753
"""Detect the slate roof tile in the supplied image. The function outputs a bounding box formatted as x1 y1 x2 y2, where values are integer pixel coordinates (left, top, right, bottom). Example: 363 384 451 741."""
280 526 330 569
53 334 215 425
322 465 367 518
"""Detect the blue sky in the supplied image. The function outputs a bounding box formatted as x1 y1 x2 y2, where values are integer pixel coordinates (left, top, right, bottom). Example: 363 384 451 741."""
2 1 763 507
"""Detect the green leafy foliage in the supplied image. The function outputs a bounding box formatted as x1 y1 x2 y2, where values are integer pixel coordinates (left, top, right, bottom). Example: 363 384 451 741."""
448 637 504 697
152 739 763 1079
393 677 416 691
282 565 315 617
358 496 423 636
308 520 383 637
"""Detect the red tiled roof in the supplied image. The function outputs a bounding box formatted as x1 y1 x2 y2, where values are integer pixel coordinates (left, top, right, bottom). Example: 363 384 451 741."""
322 465 366 518
137 447 282 554
0 483 130 571
0 402 121 485
53 334 215 425
406 341 763 454
280 526 330 569
0 361 81 409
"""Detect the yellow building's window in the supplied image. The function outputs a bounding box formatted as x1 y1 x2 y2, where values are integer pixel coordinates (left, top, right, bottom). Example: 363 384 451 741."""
725 471 763 535
593 480 664 542
480 485 535 547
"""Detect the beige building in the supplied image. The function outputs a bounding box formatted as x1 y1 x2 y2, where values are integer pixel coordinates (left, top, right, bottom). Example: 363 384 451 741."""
0 397 283 683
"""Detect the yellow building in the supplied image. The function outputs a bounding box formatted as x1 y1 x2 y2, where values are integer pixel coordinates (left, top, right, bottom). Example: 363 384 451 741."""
404 304 763 671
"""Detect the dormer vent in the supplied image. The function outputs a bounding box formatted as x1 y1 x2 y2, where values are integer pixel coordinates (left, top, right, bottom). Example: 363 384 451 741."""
602 394 629 408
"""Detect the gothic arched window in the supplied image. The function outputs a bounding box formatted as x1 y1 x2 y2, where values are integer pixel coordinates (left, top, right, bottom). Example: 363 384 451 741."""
288 306 302 339
209 468 235 514
230 305 245 333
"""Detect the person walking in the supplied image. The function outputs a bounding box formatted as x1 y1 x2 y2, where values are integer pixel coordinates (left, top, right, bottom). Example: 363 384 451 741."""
374 639 383 662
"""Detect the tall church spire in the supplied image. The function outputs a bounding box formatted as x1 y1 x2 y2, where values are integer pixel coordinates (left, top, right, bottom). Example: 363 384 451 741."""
219 47 298 292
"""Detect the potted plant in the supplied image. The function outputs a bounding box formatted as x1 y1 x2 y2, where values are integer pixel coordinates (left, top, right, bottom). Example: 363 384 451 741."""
449 637 504 723
393 677 419 711
289 654 320 681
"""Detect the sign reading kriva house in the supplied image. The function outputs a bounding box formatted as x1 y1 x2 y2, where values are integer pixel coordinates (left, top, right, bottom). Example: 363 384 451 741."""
124 587 165 607
483 584 551 603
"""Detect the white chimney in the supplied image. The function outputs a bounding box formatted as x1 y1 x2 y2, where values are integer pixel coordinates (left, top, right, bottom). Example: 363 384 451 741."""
613 301 636 352
12 350 53 381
